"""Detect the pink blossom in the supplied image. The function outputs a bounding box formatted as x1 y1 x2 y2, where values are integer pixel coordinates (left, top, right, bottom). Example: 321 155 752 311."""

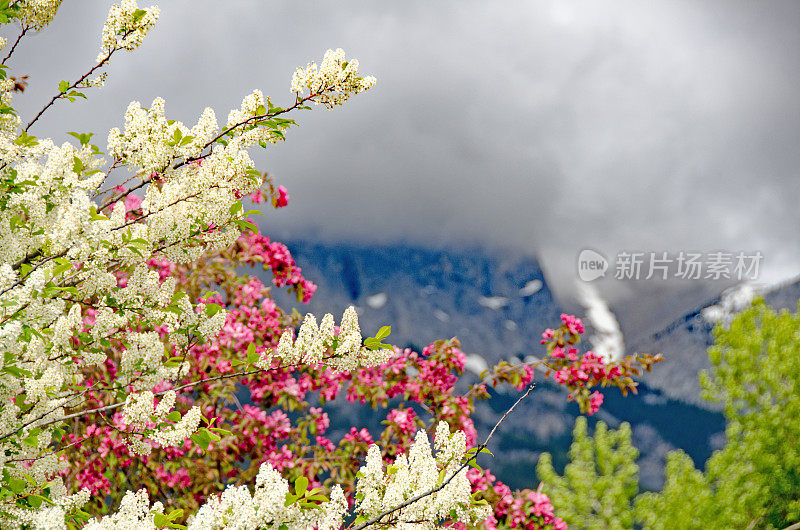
275 185 289 208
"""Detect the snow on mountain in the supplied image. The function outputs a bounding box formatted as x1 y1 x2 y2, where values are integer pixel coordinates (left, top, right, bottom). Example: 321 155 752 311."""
478 296 510 310
365 292 388 309
519 279 543 297
701 282 763 324
576 282 625 361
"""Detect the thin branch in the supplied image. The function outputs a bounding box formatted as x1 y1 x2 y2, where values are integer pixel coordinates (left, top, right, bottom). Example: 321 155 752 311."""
24 31 133 132
465 356 548 398
1 25 28 64
351 385 535 530
20 360 310 435
173 94 311 170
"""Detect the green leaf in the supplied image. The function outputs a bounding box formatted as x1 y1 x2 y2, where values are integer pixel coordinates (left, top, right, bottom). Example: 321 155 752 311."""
202 427 220 442
209 427 232 437
294 476 308 497
228 201 243 217
246 343 258 364
166 411 182 422
13 131 38 147
305 494 328 502
68 90 86 100
466 446 493 457
132 8 147 23
58 80 69 93
190 429 212 451
7 477 25 494
67 132 94 146
375 325 391 340
167 508 184 521
235 219 258 233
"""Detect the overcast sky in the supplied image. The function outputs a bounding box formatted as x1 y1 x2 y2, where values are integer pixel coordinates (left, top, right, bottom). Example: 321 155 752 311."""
8 1 800 304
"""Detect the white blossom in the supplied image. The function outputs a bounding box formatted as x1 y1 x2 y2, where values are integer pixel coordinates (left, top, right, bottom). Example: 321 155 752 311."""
291 48 377 108
17 0 63 30
263 306 393 371
354 422 491 528
0 3 378 526
98 0 159 61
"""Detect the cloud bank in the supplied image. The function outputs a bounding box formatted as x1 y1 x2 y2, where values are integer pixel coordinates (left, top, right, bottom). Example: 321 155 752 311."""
12 0 800 305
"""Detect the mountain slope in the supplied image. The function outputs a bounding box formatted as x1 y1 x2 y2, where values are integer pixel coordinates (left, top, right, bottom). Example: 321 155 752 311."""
630 278 800 409
270 241 560 361
263 241 763 490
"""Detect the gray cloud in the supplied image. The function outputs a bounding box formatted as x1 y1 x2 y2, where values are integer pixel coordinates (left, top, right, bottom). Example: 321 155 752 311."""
9 0 800 305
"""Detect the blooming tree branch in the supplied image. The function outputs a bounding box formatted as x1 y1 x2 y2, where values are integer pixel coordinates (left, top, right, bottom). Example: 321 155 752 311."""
350 385 534 530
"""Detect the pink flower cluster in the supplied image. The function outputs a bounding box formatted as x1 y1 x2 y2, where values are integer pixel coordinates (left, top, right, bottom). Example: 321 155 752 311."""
249 184 288 208
232 405 298 472
343 343 477 445
237 232 316 302
385 407 418 436
542 314 628 415
107 185 143 221
466 468 566 530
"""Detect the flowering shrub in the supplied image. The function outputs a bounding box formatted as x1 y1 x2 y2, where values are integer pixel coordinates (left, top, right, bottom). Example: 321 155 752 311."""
540 314 662 415
0 1 660 528
59 208 657 528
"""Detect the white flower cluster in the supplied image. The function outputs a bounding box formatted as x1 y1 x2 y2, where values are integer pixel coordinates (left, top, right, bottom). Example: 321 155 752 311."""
106 94 272 263
262 306 393 371
355 422 491 529
16 0 63 30
82 426 485 530
98 0 159 61
5 478 91 530
84 463 346 530
223 89 288 148
291 48 377 108
0 1 376 526
80 72 108 89
121 390 202 454
188 463 347 529
84 489 165 530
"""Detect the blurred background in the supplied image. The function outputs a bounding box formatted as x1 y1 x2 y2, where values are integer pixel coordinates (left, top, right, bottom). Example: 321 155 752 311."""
10 0 800 490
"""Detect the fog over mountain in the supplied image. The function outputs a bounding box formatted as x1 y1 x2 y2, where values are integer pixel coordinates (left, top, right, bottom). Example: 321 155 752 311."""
10 0 800 309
